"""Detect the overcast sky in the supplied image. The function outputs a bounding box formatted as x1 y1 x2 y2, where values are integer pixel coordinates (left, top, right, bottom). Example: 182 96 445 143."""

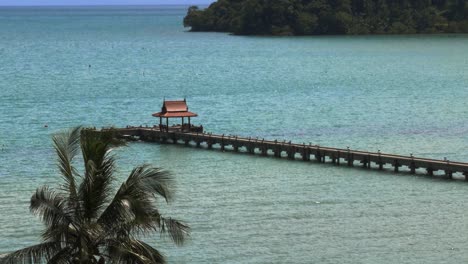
0 0 215 6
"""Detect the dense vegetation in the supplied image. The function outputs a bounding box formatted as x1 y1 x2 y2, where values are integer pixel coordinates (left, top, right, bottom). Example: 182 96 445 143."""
0 127 189 264
184 0 468 35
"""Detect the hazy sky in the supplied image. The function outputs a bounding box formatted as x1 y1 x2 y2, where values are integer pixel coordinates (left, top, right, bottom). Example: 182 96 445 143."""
0 0 214 6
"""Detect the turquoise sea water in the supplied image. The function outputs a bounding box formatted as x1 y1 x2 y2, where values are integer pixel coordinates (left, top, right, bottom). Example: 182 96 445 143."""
1 5 468 263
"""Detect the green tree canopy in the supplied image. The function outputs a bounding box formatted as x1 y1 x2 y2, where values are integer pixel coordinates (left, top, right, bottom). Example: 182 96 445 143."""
184 0 468 35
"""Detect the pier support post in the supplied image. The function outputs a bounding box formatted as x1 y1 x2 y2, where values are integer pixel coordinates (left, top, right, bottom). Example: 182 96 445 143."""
445 170 453 179
274 149 281 158
409 162 416 174
393 160 401 173
347 153 353 167
234 145 239 152
464 172 468 181
361 160 368 168
248 146 255 154
427 168 434 176
207 142 213 149
377 156 383 170
315 153 321 162
302 149 310 161
221 144 225 151
184 140 189 146
262 147 268 156
196 141 201 148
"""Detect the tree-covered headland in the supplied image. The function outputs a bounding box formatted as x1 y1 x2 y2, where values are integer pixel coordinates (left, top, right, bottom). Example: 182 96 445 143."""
184 0 468 35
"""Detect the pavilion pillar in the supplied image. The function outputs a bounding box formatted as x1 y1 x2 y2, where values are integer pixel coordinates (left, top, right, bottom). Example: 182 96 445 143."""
182 117 184 132
159 117 162 127
166 118 169 132
188 117 191 130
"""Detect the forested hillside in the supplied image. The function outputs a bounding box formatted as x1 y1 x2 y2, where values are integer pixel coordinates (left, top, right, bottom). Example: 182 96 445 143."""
183 0 468 35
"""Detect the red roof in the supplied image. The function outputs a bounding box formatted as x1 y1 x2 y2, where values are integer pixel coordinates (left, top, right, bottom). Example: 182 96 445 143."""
164 101 188 112
152 99 198 118
153 111 198 118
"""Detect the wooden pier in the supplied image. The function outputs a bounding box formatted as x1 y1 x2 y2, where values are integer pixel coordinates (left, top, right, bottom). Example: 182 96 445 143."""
94 99 468 180
97 126 468 180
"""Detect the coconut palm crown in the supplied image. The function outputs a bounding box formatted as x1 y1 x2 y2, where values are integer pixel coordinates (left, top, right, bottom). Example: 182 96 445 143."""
0 127 189 264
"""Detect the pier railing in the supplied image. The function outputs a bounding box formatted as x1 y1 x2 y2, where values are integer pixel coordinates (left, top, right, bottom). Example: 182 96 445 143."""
97 127 468 180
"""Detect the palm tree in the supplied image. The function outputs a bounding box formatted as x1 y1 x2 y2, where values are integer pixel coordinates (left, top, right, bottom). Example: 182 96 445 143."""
0 127 189 264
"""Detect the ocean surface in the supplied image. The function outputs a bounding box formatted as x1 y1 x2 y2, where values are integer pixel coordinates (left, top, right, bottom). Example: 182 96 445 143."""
1 5 468 263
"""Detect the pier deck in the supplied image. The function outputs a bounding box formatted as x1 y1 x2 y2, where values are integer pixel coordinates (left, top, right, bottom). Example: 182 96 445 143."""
98 127 468 180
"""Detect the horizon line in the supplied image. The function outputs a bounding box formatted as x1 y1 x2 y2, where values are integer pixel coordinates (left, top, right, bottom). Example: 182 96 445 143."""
0 4 210 7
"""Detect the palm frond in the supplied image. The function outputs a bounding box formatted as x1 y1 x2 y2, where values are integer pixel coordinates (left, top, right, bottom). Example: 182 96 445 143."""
97 192 147 238
160 217 190 246
0 242 61 264
30 186 74 229
41 221 77 245
98 166 174 234
105 239 165 264
127 165 174 202
46 247 73 264
126 210 190 246
52 126 81 207
80 158 115 220
81 128 127 149
79 131 116 221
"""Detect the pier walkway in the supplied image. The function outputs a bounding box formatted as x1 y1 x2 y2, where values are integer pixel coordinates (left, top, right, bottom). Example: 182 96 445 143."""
98 127 468 180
